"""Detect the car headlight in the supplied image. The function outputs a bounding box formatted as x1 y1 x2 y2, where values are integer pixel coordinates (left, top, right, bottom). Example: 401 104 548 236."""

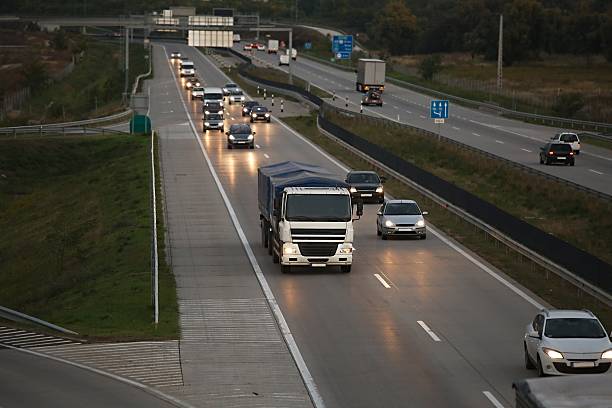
247 134 254 140
385 220 395 228
252 113 257 117
217 110 223 115
543 348 564 359
602 349 612 359
265 113 270 117
243 108 248 112
204 122 210 126
204 111 210 115
375 186 383 193
283 243 299 255
416 219 425 227
229 135 235 140
349 187 357 193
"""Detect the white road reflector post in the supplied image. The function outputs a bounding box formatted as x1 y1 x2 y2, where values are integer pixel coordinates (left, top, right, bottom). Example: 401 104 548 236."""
264 89 267 100
257 85 260 95
333 91 336 101
272 94 274 106
397 114 400 122
281 100 284 113
360 103 363 114
345 96 349 108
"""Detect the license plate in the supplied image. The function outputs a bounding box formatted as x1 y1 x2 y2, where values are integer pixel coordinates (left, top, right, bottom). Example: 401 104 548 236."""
399 228 413 232
361 193 372 197
311 263 326 267
572 361 595 368
557 157 566 160
237 141 246 144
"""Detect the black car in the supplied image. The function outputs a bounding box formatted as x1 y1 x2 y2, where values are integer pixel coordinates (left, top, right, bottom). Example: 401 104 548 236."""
346 171 385 203
250 106 271 123
226 124 255 149
539 142 575 166
242 101 260 117
203 101 224 115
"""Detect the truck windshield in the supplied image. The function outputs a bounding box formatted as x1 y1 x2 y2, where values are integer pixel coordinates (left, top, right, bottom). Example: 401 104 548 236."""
285 194 351 221
204 93 223 101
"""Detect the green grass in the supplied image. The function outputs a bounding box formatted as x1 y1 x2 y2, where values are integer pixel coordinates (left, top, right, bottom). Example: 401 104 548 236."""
581 134 612 151
242 65 332 99
221 66 300 103
323 110 612 267
0 134 178 340
282 114 612 328
4 38 148 126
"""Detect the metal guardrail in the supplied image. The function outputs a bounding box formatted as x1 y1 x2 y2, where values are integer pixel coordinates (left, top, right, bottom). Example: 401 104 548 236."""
0 110 133 133
0 126 128 137
0 305 78 335
315 116 612 307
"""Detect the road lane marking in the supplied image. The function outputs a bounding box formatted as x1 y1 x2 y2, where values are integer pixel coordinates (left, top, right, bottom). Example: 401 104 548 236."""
521 148 532 153
374 274 391 289
263 153 270 159
169 45 327 408
452 126 460 131
419 115 426 119
483 391 505 408
406 110 412 114
417 321 441 342
472 133 481 137
255 144 261 148
495 140 504 144
589 169 604 175
393 105 398 109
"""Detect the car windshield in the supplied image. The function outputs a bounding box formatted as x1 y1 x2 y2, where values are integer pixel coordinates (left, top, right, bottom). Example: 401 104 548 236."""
204 93 223 100
206 114 222 120
230 125 251 135
182 63 194 69
348 173 379 183
245 102 258 107
230 89 243 95
550 144 571 152
544 318 606 338
385 203 420 215
254 107 268 112
285 194 351 222
225 84 237 89
192 87 204 92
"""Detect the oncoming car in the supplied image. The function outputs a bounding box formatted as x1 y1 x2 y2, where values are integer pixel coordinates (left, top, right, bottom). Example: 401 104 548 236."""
226 124 255 149
203 101 224 115
250 106 271 123
346 170 385 203
524 309 612 376
203 113 224 132
242 101 259 117
170 51 181 60
228 89 245 104
222 82 239 96
190 86 204 100
185 77 201 90
376 200 428 240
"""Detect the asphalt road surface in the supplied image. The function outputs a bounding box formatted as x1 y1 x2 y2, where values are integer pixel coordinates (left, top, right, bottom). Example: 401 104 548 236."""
152 42 551 408
236 43 612 196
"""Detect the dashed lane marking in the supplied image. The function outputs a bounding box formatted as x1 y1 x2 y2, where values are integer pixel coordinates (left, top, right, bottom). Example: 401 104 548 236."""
417 321 441 342
521 148 532 153
589 169 604 175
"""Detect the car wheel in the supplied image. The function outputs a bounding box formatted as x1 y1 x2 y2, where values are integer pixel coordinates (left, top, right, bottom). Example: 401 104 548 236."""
536 355 546 377
570 160 575 166
545 158 550 165
575 150 580 155
261 222 268 248
539 156 544 164
250 118 254 123
382 233 388 240
267 119 271 123
340 265 352 273
281 264 291 274
524 343 535 370
249 143 255 149
229 101 232 105
420 234 427 240
227 144 233 149
377 226 382 236
272 250 279 264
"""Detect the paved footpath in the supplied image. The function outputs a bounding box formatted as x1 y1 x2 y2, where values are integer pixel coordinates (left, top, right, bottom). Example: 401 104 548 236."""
151 44 313 407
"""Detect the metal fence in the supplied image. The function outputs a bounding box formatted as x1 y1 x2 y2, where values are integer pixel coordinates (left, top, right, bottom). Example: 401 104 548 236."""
0 88 30 121
0 125 128 138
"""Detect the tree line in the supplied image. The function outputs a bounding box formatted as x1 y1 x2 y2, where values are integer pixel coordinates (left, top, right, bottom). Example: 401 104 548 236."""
2 0 611 63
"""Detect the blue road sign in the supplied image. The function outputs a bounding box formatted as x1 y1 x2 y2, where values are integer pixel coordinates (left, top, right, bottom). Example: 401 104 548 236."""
332 35 353 55
304 42 312 50
430 100 449 119
335 51 351 59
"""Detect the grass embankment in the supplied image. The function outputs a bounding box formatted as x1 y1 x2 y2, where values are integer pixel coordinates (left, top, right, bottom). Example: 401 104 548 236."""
0 135 178 340
9 39 148 126
326 111 612 266
242 64 332 100
283 114 611 328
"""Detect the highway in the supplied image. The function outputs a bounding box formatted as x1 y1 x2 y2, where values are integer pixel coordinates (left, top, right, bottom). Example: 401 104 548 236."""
235 44 612 196
0 347 181 408
154 42 547 408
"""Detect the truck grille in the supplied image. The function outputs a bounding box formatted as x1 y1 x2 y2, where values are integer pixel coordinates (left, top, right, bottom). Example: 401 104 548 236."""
291 228 346 242
298 243 338 257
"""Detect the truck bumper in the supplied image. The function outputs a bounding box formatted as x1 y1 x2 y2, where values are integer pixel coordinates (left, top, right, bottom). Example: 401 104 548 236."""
281 253 353 267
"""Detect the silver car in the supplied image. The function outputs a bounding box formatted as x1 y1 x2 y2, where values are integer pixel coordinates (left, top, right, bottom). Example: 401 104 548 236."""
203 113 224 132
376 200 427 240
228 89 245 104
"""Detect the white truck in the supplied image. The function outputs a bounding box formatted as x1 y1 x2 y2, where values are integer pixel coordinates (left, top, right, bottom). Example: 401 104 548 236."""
287 47 297 60
258 161 363 274
267 39 279 54
233 33 241 42
356 58 385 92
279 54 290 66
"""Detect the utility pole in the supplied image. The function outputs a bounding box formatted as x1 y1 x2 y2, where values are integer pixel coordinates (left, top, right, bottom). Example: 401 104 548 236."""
497 14 503 90
288 29 293 84
124 26 130 106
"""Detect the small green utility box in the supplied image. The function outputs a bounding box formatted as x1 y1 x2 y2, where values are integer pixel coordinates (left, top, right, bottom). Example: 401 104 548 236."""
130 115 152 134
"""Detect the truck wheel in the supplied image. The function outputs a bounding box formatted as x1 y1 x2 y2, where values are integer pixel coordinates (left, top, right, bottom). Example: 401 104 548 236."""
281 265 291 274
340 265 352 273
272 250 279 264
261 221 268 248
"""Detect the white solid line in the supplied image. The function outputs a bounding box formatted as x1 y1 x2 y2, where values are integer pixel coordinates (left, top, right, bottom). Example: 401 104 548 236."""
3 343 195 408
452 126 460 130
393 106 398 109
417 320 441 342
472 133 480 137
428 227 544 309
521 148 532 153
589 169 604 175
495 140 505 144
373 274 391 289
263 153 270 159
406 110 412 114
255 144 261 148
419 115 426 119
483 391 506 408
167 45 327 408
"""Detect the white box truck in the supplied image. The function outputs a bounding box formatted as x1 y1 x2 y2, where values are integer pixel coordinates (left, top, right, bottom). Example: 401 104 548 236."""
279 54 290 66
356 58 385 92
267 39 279 54
287 48 297 60
258 162 363 274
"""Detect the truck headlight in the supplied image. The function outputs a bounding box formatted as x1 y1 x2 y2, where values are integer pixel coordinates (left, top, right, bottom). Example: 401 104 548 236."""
204 122 210 126
375 186 383 193
602 349 612 359
338 245 353 254
385 220 395 228
543 348 564 360
416 219 425 227
283 243 299 255
349 187 357 193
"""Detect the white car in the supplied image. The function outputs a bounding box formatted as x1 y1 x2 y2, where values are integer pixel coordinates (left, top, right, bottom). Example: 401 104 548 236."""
191 86 204 100
524 309 612 376
170 51 181 59
180 61 195 77
256 43 266 51
376 199 427 240
228 89 245 104
550 132 581 154
222 83 239 96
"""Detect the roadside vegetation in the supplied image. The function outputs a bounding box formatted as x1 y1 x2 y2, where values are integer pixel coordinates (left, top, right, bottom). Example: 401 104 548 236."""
0 134 178 340
241 63 332 100
282 113 611 328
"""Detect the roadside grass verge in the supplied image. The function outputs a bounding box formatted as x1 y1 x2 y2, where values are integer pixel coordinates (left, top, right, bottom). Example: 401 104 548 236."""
241 64 332 99
0 134 178 340
580 134 612 151
282 114 611 328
